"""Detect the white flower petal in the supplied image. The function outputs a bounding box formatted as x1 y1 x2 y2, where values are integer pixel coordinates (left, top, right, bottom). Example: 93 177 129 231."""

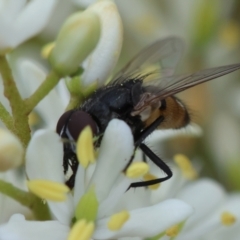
88 119 134 202
146 124 202 145
81 0 123 87
26 130 74 224
0 0 58 50
98 176 131 218
48 196 74 225
94 199 193 238
150 166 187 204
73 164 86 207
26 130 64 182
176 179 226 231
178 194 240 240
204 194 240 240
0 214 69 240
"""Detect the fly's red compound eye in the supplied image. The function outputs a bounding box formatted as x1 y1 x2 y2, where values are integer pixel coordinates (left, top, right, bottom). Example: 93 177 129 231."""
56 110 98 141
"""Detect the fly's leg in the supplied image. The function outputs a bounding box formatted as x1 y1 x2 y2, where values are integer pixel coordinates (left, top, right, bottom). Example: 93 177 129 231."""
125 115 173 189
129 143 172 188
63 144 78 189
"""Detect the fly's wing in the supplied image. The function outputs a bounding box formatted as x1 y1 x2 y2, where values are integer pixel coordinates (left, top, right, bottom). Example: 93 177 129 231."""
137 64 240 109
112 37 184 85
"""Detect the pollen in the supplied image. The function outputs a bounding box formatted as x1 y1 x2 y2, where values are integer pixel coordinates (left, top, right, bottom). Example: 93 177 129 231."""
165 224 179 237
41 42 55 58
68 219 94 240
76 126 95 168
107 211 130 231
143 173 160 190
174 154 198 180
27 180 69 202
126 162 149 178
221 212 236 226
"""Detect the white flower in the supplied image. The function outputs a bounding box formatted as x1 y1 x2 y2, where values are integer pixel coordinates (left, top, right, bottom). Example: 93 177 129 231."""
172 179 240 240
0 0 58 53
0 119 193 239
81 0 123 87
0 214 69 240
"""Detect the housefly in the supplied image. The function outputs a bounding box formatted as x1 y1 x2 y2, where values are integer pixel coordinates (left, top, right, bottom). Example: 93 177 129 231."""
56 37 240 189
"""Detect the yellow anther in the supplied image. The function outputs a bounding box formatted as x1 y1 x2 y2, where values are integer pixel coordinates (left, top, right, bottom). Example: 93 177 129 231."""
165 224 179 237
221 212 236 226
174 154 198 180
41 42 55 59
68 219 94 240
27 180 69 202
143 173 160 190
108 211 130 231
126 162 149 178
28 112 40 127
76 126 95 168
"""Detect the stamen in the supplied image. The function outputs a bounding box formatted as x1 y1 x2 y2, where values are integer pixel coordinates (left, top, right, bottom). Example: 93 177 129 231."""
41 42 55 58
143 173 160 190
165 224 179 237
76 126 95 168
126 162 149 178
174 154 198 180
221 212 236 226
68 219 94 240
27 180 69 202
108 210 130 231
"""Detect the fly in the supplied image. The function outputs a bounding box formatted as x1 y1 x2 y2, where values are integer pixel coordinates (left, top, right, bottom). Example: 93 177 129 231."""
56 37 240 189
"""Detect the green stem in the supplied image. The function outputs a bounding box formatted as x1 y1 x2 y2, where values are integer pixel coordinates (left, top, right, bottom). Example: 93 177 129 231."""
0 56 24 112
24 70 61 114
0 102 14 129
0 55 30 147
0 179 51 220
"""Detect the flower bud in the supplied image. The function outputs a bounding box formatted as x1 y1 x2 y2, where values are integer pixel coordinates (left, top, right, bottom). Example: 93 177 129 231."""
0 129 24 171
81 0 123 87
49 10 100 76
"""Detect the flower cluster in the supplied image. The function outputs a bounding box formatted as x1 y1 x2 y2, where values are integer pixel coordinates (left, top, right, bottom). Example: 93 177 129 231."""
0 1 239 240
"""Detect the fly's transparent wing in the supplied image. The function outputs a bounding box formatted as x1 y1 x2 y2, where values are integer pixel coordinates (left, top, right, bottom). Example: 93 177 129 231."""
112 37 184 85
139 64 240 108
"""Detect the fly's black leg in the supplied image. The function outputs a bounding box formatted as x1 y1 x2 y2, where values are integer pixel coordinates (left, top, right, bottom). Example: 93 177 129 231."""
142 151 146 162
129 143 172 188
125 115 172 189
134 116 164 147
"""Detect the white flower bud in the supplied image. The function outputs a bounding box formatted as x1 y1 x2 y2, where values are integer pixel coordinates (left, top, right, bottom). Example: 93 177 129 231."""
0 129 24 171
49 10 100 76
81 0 123 87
